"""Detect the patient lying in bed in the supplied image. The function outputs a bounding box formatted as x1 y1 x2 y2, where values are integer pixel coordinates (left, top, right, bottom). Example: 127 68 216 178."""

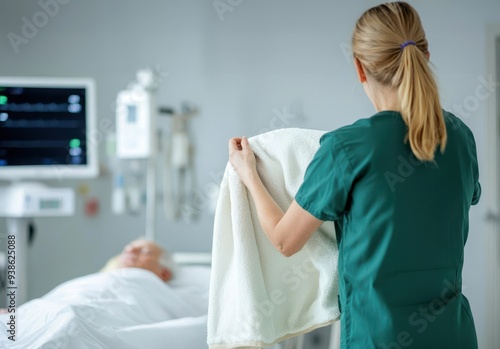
0 239 211 349
0 238 173 315
100 238 175 281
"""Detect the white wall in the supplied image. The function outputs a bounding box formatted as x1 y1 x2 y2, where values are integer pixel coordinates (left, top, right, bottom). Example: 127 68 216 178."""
0 0 498 347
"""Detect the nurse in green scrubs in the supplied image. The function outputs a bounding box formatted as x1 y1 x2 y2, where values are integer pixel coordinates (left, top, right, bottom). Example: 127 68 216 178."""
228 2 480 348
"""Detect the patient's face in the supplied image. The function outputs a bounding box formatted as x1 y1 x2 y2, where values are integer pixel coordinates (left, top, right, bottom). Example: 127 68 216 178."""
117 240 172 281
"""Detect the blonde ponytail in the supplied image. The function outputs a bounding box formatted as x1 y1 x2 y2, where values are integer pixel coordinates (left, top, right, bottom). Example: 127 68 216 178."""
352 2 447 161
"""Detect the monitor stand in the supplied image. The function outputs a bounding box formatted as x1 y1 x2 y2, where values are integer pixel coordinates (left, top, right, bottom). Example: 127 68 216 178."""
0 182 74 311
4 218 29 308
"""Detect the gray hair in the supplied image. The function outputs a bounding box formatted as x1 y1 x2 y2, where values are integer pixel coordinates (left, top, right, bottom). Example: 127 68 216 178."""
136 236 177 277
158 250 177 278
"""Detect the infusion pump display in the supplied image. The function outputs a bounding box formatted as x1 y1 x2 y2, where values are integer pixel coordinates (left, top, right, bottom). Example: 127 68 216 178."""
0 183 74 217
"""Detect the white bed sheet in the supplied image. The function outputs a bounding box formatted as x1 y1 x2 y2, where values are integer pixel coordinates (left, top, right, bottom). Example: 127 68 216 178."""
0 266 211 349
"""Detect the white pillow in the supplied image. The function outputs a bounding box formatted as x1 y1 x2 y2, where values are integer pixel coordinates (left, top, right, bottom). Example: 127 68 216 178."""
167 265 211 316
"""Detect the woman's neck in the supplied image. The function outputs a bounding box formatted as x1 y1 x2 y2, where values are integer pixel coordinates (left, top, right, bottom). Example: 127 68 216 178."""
372 88 399 112
365 78 400 112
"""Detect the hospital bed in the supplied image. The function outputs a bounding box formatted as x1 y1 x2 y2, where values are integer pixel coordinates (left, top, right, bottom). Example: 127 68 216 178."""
0 252 340 349
0 252 213 349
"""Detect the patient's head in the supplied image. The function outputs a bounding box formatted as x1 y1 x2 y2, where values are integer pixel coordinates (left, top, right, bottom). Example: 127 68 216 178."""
116 239 173 282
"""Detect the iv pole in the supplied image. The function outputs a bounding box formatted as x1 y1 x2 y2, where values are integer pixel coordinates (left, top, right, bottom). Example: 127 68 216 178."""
115 67 161 241
145 142 157 241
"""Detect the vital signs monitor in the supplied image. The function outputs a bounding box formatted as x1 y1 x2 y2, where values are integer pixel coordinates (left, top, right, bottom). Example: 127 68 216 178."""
0 77 97 180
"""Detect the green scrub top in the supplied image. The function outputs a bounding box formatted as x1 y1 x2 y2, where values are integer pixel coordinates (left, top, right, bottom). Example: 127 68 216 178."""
295 110 481 349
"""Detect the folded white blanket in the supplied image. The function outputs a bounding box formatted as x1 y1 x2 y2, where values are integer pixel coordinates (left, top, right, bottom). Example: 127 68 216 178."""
208 128 340 348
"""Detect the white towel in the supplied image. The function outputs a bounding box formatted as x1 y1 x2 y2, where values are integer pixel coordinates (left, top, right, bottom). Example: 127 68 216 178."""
208 128 340 349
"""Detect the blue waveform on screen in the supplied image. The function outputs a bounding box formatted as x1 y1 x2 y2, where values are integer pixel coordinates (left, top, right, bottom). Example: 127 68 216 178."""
0 119 81 128
0 103 72 113
0 140 71 148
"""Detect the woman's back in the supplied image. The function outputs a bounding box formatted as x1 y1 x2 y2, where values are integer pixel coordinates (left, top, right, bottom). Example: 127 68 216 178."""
308 109 480 348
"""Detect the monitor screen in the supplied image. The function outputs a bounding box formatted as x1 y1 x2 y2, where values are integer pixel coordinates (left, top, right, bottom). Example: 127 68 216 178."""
0 77 98 180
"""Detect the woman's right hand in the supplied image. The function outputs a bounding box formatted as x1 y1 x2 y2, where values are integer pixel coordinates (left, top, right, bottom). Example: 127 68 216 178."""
228 136 258 187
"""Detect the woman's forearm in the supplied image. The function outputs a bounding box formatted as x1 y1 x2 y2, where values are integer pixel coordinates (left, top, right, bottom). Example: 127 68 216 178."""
228 132 321 259
246 171 285 251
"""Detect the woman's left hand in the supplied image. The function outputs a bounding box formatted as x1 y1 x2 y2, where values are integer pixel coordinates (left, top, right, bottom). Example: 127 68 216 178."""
228 137 257 187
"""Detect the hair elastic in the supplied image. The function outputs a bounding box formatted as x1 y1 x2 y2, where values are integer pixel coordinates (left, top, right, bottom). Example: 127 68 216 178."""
400 40 416 49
